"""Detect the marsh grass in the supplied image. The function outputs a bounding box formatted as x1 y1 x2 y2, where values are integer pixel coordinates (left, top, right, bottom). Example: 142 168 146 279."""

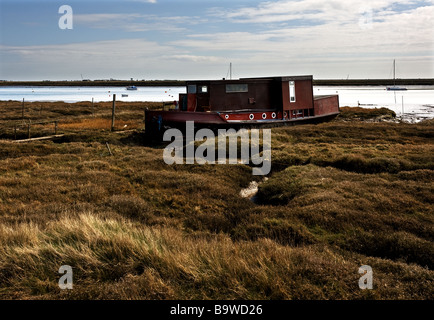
0 101 162 140
338 107 397 120
0 104 432 299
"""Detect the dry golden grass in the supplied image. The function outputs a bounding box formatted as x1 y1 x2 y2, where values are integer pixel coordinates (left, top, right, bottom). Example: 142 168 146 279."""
1 213 431 300
338 106 396 120
0 100 162 139
0 104 432 300
59 118 141 130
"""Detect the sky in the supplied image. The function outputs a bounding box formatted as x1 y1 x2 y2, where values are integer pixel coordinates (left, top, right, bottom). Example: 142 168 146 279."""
0 0 433 80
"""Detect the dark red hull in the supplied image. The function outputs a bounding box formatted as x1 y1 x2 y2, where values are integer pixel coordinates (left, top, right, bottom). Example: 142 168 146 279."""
145 94 340 134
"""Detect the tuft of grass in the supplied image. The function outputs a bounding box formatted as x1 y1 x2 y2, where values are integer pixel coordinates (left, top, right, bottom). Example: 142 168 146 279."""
338 107 396 120
255 167 304 205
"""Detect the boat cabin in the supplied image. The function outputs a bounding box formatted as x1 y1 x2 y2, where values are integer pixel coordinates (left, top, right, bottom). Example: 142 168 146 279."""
178 75 335 120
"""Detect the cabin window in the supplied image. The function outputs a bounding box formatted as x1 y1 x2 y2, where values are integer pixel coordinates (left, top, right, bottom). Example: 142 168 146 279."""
289 81 296 102
198 86 208 93
188 85 197 94
226 84 248 93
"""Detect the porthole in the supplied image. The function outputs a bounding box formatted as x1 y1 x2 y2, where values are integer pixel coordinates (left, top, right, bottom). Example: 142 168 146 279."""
262 113 267 119
249 114 254 120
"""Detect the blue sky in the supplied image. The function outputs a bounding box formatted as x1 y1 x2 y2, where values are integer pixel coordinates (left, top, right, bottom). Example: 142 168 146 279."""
0 0 433 80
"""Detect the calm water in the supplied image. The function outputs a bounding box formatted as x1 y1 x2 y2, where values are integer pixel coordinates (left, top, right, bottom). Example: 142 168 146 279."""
1 85 433 122
0 86 186 103
315 85 434 122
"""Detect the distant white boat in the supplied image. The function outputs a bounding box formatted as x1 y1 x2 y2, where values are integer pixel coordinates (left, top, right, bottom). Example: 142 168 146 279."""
387 60 407 91
126 86 137 90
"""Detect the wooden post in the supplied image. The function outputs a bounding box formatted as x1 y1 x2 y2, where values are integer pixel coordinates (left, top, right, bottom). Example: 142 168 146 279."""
54 121 58 135
106 142 113 156
402 96 404 118
111 94 116 131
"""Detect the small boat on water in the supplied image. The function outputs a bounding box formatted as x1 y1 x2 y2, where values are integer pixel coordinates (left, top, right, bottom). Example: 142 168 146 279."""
386 60 407 91
126 86 137 90
145 75 340 135
387 86 407 91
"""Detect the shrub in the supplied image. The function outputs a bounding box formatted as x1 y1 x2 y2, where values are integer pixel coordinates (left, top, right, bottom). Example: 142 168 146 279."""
109 195 153 222
255 168 303 205
322 155 402 174
233 218 317 247
344 230 434 269
339 107 396 120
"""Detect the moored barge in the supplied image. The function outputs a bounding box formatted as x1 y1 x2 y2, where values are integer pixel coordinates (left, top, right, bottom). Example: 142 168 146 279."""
145 75 339 133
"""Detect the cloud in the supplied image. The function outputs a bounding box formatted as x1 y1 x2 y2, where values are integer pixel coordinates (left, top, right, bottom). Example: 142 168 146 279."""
166 55 222 63
183 2 433 57
74 13 142 24
172 1 434 78
211 0 419 24
0 39 227 80
1 0 433 80
74 12 205 32
0 39 176 79
1 39 170 58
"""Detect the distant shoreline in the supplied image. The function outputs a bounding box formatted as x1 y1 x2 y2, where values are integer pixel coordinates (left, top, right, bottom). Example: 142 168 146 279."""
0 80 186 87
0 79 433 87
